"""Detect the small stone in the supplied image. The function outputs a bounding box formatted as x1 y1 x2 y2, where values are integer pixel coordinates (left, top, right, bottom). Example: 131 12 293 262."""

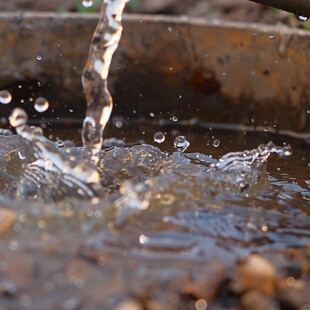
0 209 16 235
182 262 226 302
230 254 277 295
113 300 142 310
241 291 275 310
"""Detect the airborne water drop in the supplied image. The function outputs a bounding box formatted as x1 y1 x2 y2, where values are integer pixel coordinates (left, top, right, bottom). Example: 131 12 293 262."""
298 15 309 22
174 136 190 152
0 90 12 104
213 139 220 148
82 0 93 8
154 132 165 144
34 97 49 113
9 108 28 128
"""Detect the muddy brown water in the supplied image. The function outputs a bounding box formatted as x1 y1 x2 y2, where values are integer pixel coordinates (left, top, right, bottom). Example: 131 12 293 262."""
0 120 309 309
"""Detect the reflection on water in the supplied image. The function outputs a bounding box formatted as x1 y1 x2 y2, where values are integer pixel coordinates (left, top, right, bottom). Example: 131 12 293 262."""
0 126 309 308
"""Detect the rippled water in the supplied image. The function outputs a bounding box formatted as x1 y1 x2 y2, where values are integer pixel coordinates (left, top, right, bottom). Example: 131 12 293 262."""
0 124 309 308
0 0 309 307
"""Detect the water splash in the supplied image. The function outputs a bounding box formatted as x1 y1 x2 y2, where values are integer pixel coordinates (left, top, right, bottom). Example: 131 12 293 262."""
107 140 293 226
81 0 129 164
174 136 190 152
0 0 130 202
213 141 292 172
9 108 103 201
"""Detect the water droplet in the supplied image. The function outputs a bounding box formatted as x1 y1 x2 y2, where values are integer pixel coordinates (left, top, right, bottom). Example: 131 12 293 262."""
36 55 42 61
8 240 18 251
150 112 155 118
38 220 46 229
82 0 93 7
213 139 220 147
195 299 208 310
115 120 123 128
34 97 49 113
174 136 190 152
9 108 28 128
171 116 178 122
154 131 165 144
139 234 149 244
277 145 292 157
298 15 309 21
0 90 12 104
55 140 64 147
269 34 275 39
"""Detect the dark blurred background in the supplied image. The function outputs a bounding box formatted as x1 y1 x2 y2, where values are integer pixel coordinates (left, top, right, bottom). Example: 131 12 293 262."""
0 0 308 28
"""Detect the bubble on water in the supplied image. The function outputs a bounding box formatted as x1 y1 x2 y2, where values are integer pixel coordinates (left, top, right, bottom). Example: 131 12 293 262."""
174 136 190 152
213 139 220 148
269 34 275 39
34 97 49 113
0 90 12 104
36 55 42 61
154 132 165 144
171 116 178 122
82 0 93 7
9 108 28 128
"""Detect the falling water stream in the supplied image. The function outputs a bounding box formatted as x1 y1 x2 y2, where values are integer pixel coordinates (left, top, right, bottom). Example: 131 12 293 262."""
0 0 310 309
